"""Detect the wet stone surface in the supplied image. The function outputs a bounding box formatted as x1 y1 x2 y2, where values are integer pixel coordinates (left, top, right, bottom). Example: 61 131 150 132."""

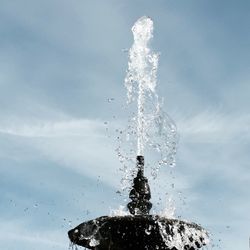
68 215 208 250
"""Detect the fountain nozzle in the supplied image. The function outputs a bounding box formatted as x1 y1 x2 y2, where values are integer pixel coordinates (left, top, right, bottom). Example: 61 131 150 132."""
127 156 152 215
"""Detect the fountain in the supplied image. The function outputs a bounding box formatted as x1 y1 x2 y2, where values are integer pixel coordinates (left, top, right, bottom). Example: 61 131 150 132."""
68 16 209 250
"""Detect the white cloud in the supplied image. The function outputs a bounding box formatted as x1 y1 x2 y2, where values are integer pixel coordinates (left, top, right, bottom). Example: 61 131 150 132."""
176 111 250 143
0 220 66 249
0 119 105 138
0 118 122 188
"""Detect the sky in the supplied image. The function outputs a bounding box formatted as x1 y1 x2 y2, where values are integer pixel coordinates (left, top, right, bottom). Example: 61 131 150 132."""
0 0 250 249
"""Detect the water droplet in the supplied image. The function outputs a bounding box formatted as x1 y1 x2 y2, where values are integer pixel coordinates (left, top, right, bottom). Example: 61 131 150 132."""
122 48 129 53
107 98 114 102
145 225 152 235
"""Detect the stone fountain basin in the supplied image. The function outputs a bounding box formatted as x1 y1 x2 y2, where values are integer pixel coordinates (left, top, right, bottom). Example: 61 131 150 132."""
68 215 208 250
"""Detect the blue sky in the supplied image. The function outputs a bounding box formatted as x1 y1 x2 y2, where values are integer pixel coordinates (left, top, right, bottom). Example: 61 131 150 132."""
0 0 250 249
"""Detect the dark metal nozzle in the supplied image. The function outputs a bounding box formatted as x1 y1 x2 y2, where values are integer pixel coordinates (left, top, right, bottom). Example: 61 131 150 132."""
127 156 152 215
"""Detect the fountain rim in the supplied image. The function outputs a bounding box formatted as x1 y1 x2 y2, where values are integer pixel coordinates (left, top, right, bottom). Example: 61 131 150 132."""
68 214 209 249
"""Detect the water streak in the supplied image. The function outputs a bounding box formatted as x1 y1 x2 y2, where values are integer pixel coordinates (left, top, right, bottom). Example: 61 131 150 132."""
124 16 178 176
125 16 159 155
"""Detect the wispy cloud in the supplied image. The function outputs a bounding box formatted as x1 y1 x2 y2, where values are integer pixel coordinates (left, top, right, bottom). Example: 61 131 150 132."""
176 111 250 143
0 119 106 138
0 117 122 188
0 220 67 248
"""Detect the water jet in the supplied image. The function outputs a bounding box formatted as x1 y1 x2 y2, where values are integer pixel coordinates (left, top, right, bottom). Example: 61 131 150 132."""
68 16 209 250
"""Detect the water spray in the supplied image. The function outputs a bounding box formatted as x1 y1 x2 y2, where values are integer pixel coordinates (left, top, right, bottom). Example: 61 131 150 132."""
68 16 209 250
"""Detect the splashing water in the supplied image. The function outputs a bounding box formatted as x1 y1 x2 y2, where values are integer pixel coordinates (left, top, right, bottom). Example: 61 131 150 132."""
69 16 209 250
159 197 176 219
110 205 130 217
157 219 210 250
125 16 159 156
121 16 178 185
